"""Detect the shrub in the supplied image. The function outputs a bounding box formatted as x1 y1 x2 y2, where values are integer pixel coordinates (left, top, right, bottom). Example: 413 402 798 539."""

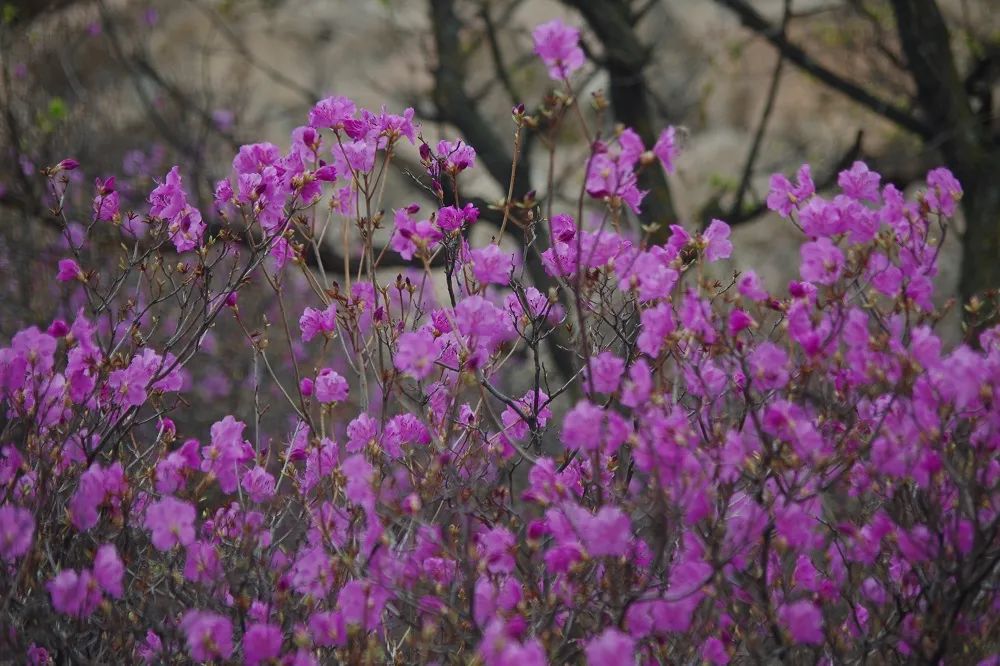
1 18 998 666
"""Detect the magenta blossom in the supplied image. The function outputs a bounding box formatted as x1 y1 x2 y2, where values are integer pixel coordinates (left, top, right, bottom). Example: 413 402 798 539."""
92 543 124 598
654 126 680 174
299 302 337 342
702 219 733 261
0 505 34 561
469 244 515 286
180 610 234 662
779 600 825 645
47 569 101 618
57 258 82 282
800 237 845 285
584 351 625 394
243 622 283 666
586 628 635 666
314 368 349 403
394 329 440 380
144 496 196 551
532 19 585 80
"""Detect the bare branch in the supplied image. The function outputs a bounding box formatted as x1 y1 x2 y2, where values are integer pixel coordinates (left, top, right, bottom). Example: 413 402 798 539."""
729 0 791 224
714 0 931 138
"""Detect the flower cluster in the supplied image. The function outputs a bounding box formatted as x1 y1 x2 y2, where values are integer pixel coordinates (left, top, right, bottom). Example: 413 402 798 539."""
1 17 998 666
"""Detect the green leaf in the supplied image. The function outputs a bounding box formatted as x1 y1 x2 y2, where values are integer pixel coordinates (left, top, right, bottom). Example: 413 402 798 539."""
2 3 18 25
48 97 68 122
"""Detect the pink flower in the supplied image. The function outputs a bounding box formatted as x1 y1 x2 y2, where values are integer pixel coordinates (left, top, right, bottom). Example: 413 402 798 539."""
617 248 678 301
586 628 635 666
309 95 357 130
291 546 336 597
336 138 377 173
767 164 814 218
680 292 717 343
728 308 755 335
838 160 881 202
584 351 625 394
270 237 296 269
149 166 205 252
154 439 200 494
314 368 349 403
377 106 417 144
621 359 652 408
243 622 283 666
180 610 234 662
586 150 645 215
93 543 124 598
0 506 33 562
347 413 379 453
478 526 516 574
738 270 768 301
574 505 632 557
241 466 276 502
437 139 476 174
341 454 375 508
436 203 478 232
394 329 440 380
561 400 629 453
479 618 547 666
867 252 903 296
144 496 196 551
799 237 844 285
925 167 962 216
654 126 679 174
69 463 122 532
778 600 825 645
56 258 82 282
201 415 253 493
748 342 789 390
183 540 223 585
469 244 514 285
501 389 553 440
798 196 845 237
338 579 390 631
92 176 120 221
47 569 101 618
702 637 730 664
137 631 163 664
455 295 515 348
214 177 234 209
299 302 337 342
638 302 676 357
702 219 732 261
391 206 442 259
26 644 50 665
383 413 431 455
532 19 585 80
309 610 347 647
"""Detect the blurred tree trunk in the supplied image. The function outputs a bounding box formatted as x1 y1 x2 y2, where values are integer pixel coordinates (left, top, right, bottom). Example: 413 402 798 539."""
889 0 1000 331
4 0 80 24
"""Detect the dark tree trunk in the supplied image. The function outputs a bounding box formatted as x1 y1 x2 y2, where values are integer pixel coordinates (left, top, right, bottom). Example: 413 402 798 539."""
958 154 1000 325
890 0 1000 332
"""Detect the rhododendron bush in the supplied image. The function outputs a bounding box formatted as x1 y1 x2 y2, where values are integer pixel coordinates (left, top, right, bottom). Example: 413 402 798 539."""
2 18 1000 666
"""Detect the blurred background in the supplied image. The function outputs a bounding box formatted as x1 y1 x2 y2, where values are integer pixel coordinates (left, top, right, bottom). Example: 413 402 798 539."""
1 0 997 344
